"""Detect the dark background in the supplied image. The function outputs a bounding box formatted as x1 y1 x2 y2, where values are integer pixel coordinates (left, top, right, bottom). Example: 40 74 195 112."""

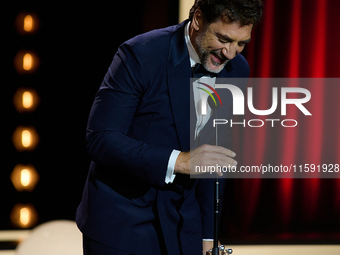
3 0 340 245
3 0 177 228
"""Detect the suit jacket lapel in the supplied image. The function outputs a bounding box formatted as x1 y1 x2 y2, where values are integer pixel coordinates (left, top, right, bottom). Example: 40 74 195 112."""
167 21 193 152
166 21 238 151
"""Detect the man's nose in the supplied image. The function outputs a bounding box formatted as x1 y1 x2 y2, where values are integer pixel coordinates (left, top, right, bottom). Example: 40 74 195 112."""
222 43 239 60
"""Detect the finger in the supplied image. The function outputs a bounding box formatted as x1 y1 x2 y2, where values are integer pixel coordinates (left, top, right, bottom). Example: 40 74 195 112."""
198 153 237 168
215 147 236 158
200 144 236 158
205 150 238 167
194 149 238 169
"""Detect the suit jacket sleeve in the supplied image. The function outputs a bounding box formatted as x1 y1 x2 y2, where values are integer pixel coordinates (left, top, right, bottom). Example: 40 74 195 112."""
86 42 173 187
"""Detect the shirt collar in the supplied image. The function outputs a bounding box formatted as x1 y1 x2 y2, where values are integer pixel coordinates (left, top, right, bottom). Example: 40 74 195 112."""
184 21 201 68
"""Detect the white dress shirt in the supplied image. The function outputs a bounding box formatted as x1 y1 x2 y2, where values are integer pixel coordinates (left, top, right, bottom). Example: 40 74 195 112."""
165 22 216 184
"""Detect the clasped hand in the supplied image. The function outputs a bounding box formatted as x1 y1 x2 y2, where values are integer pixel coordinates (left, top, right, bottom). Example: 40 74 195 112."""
174 144 237 176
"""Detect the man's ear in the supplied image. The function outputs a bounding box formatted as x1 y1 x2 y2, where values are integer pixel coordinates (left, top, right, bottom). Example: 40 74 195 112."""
192 9 203 31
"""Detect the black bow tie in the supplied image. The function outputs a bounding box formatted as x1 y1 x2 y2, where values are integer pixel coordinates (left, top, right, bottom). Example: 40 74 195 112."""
192 63 218 78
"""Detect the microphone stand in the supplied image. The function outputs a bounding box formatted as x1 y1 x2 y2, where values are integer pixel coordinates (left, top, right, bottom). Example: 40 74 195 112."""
206 93 220 255
208 95 232 255
212 108 220 255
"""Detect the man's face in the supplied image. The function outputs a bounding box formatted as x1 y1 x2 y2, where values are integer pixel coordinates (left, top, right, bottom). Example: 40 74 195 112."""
194 16 253 73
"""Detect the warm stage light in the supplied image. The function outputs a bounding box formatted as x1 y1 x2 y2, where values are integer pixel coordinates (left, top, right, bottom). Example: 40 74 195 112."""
15 12 39 34
12 126 39 151
11 164 39 192
13 88 39 113
10 204 38 228
21 169 30 186
24 15 33 32
20 208 30 225
22 130 31 147
14 51 39 74
22 91 33 108
23 53 33 70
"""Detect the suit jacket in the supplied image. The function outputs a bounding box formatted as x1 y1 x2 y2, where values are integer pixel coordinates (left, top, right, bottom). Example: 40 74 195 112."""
76 20 249 255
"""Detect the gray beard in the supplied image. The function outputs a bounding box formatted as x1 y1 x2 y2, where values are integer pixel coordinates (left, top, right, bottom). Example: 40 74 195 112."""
195 30 229 74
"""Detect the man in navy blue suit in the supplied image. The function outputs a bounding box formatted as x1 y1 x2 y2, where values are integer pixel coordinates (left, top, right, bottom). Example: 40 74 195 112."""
76 0 263 254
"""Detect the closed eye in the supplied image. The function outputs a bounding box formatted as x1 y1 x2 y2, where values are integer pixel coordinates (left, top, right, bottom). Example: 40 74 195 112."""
215 32 250 46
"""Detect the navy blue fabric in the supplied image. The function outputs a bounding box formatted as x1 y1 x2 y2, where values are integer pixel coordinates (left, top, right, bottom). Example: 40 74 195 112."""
83 235 133 255
76 20 249 255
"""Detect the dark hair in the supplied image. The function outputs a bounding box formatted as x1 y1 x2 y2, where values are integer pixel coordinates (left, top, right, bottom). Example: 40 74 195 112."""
189 0 264 26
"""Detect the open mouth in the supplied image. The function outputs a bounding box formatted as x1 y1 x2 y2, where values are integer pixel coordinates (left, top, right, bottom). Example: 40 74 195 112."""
210 52 226 65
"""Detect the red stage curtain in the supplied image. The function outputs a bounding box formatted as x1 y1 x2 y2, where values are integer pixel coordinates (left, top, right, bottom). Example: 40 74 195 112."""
223 0 340 242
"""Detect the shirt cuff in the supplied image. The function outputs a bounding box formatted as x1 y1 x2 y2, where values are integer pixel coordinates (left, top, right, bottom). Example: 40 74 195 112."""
165 149 181 184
